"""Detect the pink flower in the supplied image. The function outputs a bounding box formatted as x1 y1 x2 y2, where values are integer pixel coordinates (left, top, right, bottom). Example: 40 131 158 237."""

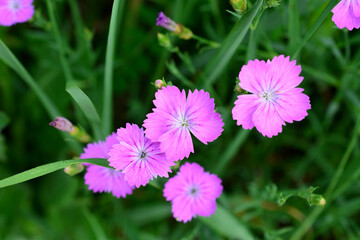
331 0 360 30
232 55 311 138
143 86 224 161
0 0 34 26
80 133 134 198
108 123 174 188
163 162 223 223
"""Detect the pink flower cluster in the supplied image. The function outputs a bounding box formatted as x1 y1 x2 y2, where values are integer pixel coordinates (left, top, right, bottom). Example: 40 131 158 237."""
80 85 224 222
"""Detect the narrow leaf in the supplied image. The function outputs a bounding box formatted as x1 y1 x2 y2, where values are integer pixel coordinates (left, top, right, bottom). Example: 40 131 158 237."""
0 158 109 189
202 0 264 85
199 205 254 240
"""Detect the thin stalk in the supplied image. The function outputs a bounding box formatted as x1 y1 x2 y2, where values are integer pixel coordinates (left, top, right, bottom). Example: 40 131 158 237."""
102 0 125 135
290 114 360 240
46 0 103 140
192 34 220 48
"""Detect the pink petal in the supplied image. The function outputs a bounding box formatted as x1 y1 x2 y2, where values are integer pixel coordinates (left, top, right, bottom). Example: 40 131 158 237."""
171 196 195 223
239 59 268 94
14 5 34 23
252 101 285 138
276 88 311 123
268 55 303 92
0 9 15 26
186 89 224 144
332 0 360 30
353 0 360 17
232 94 261 129
158 126 194 161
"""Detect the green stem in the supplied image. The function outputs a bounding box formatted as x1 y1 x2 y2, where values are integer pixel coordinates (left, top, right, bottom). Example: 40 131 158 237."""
290 114 360 240
102 0 125 135
46 0 103 140
192 34 220 48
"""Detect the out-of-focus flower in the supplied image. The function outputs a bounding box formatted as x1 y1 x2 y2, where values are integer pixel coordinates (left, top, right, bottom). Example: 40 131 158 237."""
80 133 134 198
232 55 310 138
0 0 34 26
331 0 360 30
143 86 224 161
108 123 175 188
49 117 74 132
163 162 223 223
156 12 193 40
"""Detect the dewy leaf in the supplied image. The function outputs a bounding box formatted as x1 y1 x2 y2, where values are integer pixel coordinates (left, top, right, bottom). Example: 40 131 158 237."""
199 205 254 240
0 158 110 189
202 0 264 86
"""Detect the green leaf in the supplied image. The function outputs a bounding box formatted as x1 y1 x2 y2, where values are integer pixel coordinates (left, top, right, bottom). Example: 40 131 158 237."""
199 205 254 240
0 158 110 189
0 39 60 118
291 0 338 59
0 112 10 131
202 0 264 86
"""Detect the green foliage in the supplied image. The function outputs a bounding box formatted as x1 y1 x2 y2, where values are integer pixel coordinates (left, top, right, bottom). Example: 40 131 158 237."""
0 0 360 239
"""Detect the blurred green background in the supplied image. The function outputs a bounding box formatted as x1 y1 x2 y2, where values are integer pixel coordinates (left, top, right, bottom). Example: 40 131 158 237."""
0 0 360 239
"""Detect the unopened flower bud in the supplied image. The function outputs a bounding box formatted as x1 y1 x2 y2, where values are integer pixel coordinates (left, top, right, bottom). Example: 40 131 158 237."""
265 0 281 8
154 79 167 89
230 0 247 14
234 78 247 94
307 194 326 206
156 12 193 40
157 33 172 49
64 163 84 176
49 117 74 132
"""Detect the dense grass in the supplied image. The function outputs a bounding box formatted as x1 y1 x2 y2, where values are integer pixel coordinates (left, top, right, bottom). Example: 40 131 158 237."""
0 0 360 239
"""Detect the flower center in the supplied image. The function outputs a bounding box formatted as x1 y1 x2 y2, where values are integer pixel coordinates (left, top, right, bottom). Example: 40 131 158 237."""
259 90 278 102
187 185 199 197
9 0 21 10
140 151 147 159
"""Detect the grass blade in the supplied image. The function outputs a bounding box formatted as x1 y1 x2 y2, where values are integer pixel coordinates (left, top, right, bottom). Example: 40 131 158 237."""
102 0 126 135
0 158 110 189
0 39 60 118
202 0 264 86
199 205 254 240
291 0 338 59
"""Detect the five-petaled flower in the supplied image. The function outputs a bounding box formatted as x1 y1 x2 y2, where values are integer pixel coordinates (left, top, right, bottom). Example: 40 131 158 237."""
80 133 134 198
108 123 175 188
143 86 224 161
0 0 34 26
163 162 223 223
331 0 360 31
232 55 311 138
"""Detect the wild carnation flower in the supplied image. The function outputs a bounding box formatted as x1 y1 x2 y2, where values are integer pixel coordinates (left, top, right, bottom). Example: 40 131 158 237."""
80 133 134 198
143 86 224 161
0 0 34 26
331 0 360 30
108 123 175 188
163 162 223 223
232 55 311 138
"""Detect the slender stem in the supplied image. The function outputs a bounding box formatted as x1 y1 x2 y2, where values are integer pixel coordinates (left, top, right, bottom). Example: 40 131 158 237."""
192 34 220 48
102 0 125 135
290 114 360 240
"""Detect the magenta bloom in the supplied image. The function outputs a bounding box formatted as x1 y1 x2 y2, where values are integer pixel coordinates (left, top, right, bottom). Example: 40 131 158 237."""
156 11 178 32
332 0 360 30
0 0 34 26
108 123 174 188
163 162 223 223
232 55 311 138
80 133 134 198
143 86 224 161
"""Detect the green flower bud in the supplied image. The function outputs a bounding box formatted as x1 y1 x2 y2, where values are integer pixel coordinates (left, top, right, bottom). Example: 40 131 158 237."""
307 194 326 206
154 79 167 89
157 33 172 49
265 0 281 8
64 163 85 176
229 0 247 14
